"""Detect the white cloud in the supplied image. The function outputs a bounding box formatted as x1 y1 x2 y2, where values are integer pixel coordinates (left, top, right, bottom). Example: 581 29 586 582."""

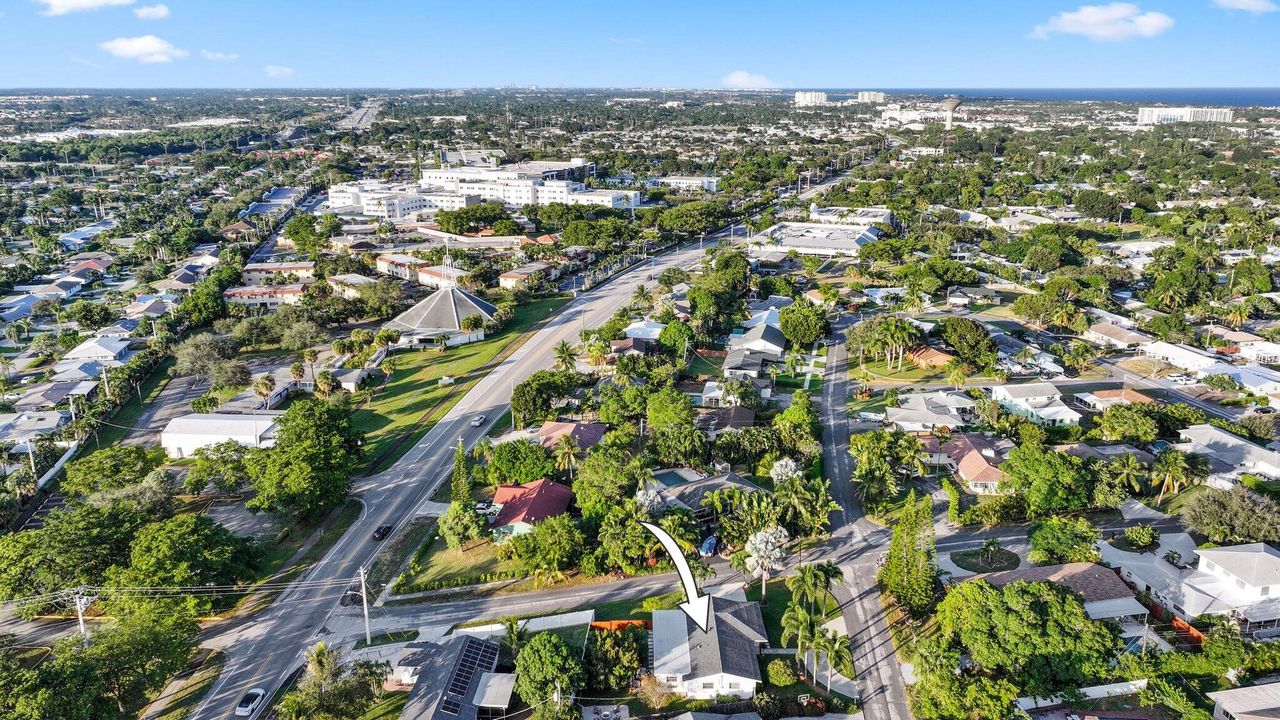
721 70 777 89
35 0 133 15
1030 3 1175 41
264 65 295 79
133 3 168 19
201 49 238 62
1212 0 1278 12
99 35 187 63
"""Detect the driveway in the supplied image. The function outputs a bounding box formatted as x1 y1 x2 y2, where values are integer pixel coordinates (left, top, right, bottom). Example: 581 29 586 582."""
122 374 207 447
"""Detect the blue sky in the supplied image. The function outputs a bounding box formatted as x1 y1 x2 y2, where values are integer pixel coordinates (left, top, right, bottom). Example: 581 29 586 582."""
1 0 1277 88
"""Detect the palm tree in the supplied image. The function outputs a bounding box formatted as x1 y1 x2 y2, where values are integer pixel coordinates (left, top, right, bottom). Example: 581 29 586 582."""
552 340 578 372
302 642 342 701
946 364 966 391
0 355 12 381
1224 302 1250 329
253 374 276 410
1110 454 1149 496
780 604 814 676
631 283 652 309
980 537 1002 566
554 434 580 479
471 437 494 464
302 347 319 381
811 627 834 689
1152 448 1192 506
744 525 790 603
786 565 823 615
823 632 853 693
785 350 804 378
290 362 305 384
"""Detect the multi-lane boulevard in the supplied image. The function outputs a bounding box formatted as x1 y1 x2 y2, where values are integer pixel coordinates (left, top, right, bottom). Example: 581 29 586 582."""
189 238 724 719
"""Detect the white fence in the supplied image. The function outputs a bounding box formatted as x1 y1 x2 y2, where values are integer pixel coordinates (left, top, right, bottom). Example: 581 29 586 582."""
1016 679 1148 711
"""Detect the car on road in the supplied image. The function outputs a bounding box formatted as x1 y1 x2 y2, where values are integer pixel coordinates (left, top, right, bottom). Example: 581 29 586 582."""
371 524 393 541
1254 406 1276 415
823 338 839 346
471 414 486 427
339 585 363 606
235 688 265 717
1168 375 1197 386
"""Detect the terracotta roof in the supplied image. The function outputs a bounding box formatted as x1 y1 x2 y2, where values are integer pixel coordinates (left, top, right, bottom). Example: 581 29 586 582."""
943 434 1006 485
534 421 607 450
1086 388 1156 404
492 480 572 529
976 562 1134 603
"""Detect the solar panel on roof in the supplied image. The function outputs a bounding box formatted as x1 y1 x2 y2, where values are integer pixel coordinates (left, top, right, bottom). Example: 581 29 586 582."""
441 699 461 716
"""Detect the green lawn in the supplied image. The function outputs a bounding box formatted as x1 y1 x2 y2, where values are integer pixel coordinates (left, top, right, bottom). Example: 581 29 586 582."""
353 296 569 474
686 353 723 377
83 356 176 451
949 548 1020 573
354 630 419 650
358 693 408 720
392 534 523 594
589 591 684 622
848 395 889 416
745 582 840 648
1142 484 1211 516
775 372 824 391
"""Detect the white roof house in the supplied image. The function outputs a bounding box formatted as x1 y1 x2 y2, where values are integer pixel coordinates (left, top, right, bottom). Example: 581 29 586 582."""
1141 341 1218 373
1239 341 1280 365
1084 322 1152 350
160 412 281 459
1178 423 1280 485
62 336 130 364
1204 362 1280 396
1208 681 1280 720
0 411 69 450
623 320 666 341
750 222 881 257
991 383 1081 427
652 597 768 700
886 391 975 432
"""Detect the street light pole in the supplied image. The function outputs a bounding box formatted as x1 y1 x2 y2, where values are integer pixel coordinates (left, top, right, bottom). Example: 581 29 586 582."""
359 566 372 647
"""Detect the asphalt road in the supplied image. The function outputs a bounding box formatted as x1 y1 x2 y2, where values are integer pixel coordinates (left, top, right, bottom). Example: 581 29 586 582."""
188 238 722 719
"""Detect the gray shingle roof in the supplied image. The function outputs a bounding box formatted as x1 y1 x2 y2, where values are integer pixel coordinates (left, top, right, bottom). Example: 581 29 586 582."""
385 287 497 334
655 597 768 683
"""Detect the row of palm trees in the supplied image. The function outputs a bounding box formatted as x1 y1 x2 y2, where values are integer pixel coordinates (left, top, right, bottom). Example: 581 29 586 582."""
781 562 855 694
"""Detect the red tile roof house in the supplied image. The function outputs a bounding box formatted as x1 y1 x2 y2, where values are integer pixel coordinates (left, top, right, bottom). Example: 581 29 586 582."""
490 479 573 542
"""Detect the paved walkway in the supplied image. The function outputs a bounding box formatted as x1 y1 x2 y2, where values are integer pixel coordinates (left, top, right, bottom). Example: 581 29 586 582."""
1119 498 1169 522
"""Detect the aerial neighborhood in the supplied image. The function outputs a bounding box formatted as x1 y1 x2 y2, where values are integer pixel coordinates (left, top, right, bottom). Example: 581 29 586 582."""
2 31 1280 720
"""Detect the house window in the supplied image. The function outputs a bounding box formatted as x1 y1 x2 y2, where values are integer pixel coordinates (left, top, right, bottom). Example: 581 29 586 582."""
1263 586 1271 597
702 682 714 689
728 682 740 689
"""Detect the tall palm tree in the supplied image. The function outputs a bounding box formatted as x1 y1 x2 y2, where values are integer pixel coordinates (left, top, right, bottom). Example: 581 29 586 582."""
554 434 580 479
1152 448 1192 506
811 627 834 689
786 565 823 614
552 340 578 372
302 347 319 382
253 374 276 411
823 632 854 693
980 537 1003 566
780 604 814 677
946 364 966 391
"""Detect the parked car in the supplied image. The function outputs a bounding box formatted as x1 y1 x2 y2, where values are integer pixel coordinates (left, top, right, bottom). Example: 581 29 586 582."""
235 688 265 717
698 536 718 558
1254 406 1276 415
371 524 393 541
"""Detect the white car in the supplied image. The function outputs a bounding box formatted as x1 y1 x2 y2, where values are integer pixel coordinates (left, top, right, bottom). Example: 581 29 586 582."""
470 414 486 427
235 688 266 717
1171 376 1197 386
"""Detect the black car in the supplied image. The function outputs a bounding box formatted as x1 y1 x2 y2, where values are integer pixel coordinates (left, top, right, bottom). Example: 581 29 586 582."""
340 585 363 606
371 524 393 541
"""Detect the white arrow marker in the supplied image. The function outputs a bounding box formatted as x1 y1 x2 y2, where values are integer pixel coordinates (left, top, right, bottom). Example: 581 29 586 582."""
640 521 711 632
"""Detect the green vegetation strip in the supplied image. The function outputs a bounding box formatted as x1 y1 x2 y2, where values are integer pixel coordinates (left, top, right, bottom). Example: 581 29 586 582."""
146 651 225 720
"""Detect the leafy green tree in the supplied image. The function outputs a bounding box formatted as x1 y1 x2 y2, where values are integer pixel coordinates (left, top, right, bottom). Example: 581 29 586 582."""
488 438 555 485
598 499 654 574
572 447 642 525
246 398 363 520
999 442 1093 516
1097 403 1158 444
63 446 157 497
508 515 584 584
585 625 646 693
1028 515 1101 564
439 502 487 550
276 642 388 720
106 514 255 615
936 579 1120 697
1184 485 1280 543
935 316 997 370
183 440 250 494
514 633 585 708
777 301 830 347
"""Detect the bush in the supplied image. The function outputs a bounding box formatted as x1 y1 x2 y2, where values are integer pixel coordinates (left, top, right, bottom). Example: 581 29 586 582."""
1124 524 1160 550
944 477 964 525
766 658 797 687
753 692 784 720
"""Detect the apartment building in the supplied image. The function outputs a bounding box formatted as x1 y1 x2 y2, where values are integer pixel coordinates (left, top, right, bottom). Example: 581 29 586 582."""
223 284 306 310
241 261 315 286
